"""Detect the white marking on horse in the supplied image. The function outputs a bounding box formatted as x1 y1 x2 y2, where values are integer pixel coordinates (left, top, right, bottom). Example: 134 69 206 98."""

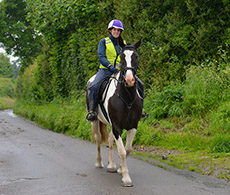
88 75 96 83
97 73 120 125
115 136 132 185
124 50 133 76
125 128 136 156
124 50 135 87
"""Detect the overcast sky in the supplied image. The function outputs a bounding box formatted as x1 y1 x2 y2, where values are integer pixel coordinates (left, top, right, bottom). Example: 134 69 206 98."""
0 48 19 63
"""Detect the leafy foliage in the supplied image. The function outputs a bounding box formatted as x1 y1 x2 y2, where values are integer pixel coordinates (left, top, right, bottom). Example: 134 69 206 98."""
3 0 226 101
0 0 41 69
20 0 115 99
0 53 14 78
0 77 15 98
145 84 184 119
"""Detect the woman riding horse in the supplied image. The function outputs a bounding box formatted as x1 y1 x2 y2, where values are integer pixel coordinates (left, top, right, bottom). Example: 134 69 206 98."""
86 36 143 186
86 19 145 122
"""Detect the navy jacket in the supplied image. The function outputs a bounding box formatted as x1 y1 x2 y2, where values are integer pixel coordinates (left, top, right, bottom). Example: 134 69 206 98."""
98 34 122 68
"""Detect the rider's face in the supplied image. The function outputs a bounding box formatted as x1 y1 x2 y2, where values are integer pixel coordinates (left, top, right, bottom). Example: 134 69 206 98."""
110 28 121 38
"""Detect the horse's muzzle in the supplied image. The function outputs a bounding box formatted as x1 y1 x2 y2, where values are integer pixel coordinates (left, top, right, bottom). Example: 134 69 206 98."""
125 72 135 87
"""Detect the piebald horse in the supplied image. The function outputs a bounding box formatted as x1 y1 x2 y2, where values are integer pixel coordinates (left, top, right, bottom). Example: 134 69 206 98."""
86 38 142 187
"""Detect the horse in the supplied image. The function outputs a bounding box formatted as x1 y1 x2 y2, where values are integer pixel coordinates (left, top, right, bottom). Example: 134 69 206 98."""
86 38 143 187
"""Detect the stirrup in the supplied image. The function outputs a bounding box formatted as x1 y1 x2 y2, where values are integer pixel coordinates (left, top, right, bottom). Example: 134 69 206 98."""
141 112 147 118
86 111 98 122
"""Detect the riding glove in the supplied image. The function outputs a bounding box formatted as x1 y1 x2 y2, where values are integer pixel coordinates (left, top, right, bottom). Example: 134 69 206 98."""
108 64 119 74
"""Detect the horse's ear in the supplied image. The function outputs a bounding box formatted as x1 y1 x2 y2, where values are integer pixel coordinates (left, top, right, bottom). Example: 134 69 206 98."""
118 36 126 48
134 38 142 49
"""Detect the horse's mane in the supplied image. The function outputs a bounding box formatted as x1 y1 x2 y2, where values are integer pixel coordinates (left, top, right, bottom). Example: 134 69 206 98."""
122 43 137 51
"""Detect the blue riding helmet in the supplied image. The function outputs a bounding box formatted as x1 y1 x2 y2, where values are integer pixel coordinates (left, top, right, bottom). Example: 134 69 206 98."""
108 19 124 31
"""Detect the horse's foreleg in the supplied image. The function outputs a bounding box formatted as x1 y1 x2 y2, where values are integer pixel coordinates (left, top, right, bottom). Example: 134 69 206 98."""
107 131 116 172
117 128 136 174
115 136 133 187
125 128 136 157
92 121 104 168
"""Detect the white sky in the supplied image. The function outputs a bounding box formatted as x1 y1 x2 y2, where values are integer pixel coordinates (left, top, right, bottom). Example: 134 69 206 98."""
0 47 19 63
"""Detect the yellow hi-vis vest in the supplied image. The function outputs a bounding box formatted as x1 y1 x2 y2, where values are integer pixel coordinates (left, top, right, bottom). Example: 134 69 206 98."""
99 37 121 70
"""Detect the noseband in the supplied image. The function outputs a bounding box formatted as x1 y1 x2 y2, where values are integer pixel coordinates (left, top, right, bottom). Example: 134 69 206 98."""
123 67 137 75
122 66 137 87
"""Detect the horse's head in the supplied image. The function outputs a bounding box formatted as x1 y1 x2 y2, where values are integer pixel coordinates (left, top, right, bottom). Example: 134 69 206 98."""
119 38 142 87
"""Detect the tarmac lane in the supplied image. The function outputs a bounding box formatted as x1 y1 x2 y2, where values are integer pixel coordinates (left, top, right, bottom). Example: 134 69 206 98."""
0 110 230 195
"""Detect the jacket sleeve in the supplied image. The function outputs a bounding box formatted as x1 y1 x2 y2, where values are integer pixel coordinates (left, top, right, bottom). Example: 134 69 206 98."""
98 38 111 67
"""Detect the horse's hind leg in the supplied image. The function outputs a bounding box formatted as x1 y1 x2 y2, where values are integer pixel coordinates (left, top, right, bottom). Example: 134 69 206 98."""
92 121 104 168
107 131 117 172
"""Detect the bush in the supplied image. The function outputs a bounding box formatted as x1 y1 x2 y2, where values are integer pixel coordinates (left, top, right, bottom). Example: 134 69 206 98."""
183 66 223 116
210 102 230 134
210 134 230 153
145 83 184 119
0 77 15 98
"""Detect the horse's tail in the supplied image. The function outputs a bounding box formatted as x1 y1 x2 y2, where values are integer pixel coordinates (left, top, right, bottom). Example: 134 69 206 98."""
92 121 108 144
100 121 109 143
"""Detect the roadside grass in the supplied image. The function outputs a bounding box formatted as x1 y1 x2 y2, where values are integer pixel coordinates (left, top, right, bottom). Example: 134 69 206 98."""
0 77 16 110
132 150 230 182
0 97 15 109
14 97 93 142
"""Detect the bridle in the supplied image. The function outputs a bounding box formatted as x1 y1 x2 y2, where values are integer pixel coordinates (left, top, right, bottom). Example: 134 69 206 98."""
116 47 139 111
120 45 138 86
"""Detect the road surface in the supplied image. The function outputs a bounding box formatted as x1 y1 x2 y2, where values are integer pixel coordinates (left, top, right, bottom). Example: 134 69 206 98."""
0 110 229 195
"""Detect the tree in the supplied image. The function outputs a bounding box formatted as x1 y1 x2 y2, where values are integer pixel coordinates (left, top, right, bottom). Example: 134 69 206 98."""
0 53 14 78
0 0 42 69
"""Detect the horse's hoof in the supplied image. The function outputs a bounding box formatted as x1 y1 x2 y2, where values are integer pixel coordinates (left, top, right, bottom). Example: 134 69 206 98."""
107 168 117 173
122 182 133 187
95 162 104 168
96 166 104 169
117 167 122 174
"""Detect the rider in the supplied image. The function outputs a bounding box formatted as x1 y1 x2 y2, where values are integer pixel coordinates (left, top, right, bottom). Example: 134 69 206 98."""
86 19 145 122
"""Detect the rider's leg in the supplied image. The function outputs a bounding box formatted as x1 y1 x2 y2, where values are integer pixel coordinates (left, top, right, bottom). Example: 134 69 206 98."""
87 83 99 121
86 69 112 122
136 77 146 118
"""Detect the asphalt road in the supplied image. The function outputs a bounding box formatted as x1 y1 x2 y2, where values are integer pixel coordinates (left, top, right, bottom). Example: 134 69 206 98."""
0 110 229 195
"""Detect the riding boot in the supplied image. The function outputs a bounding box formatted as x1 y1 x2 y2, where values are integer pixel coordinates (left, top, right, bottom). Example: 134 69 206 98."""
140 98 147 119
137 77 146 118
86 100 98 122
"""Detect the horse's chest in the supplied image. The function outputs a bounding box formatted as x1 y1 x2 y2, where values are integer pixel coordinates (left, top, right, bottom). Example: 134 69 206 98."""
109 93 142 129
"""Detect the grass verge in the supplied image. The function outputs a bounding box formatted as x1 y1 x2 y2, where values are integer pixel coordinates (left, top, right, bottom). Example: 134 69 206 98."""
0 97 15 110
132 148 230 182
